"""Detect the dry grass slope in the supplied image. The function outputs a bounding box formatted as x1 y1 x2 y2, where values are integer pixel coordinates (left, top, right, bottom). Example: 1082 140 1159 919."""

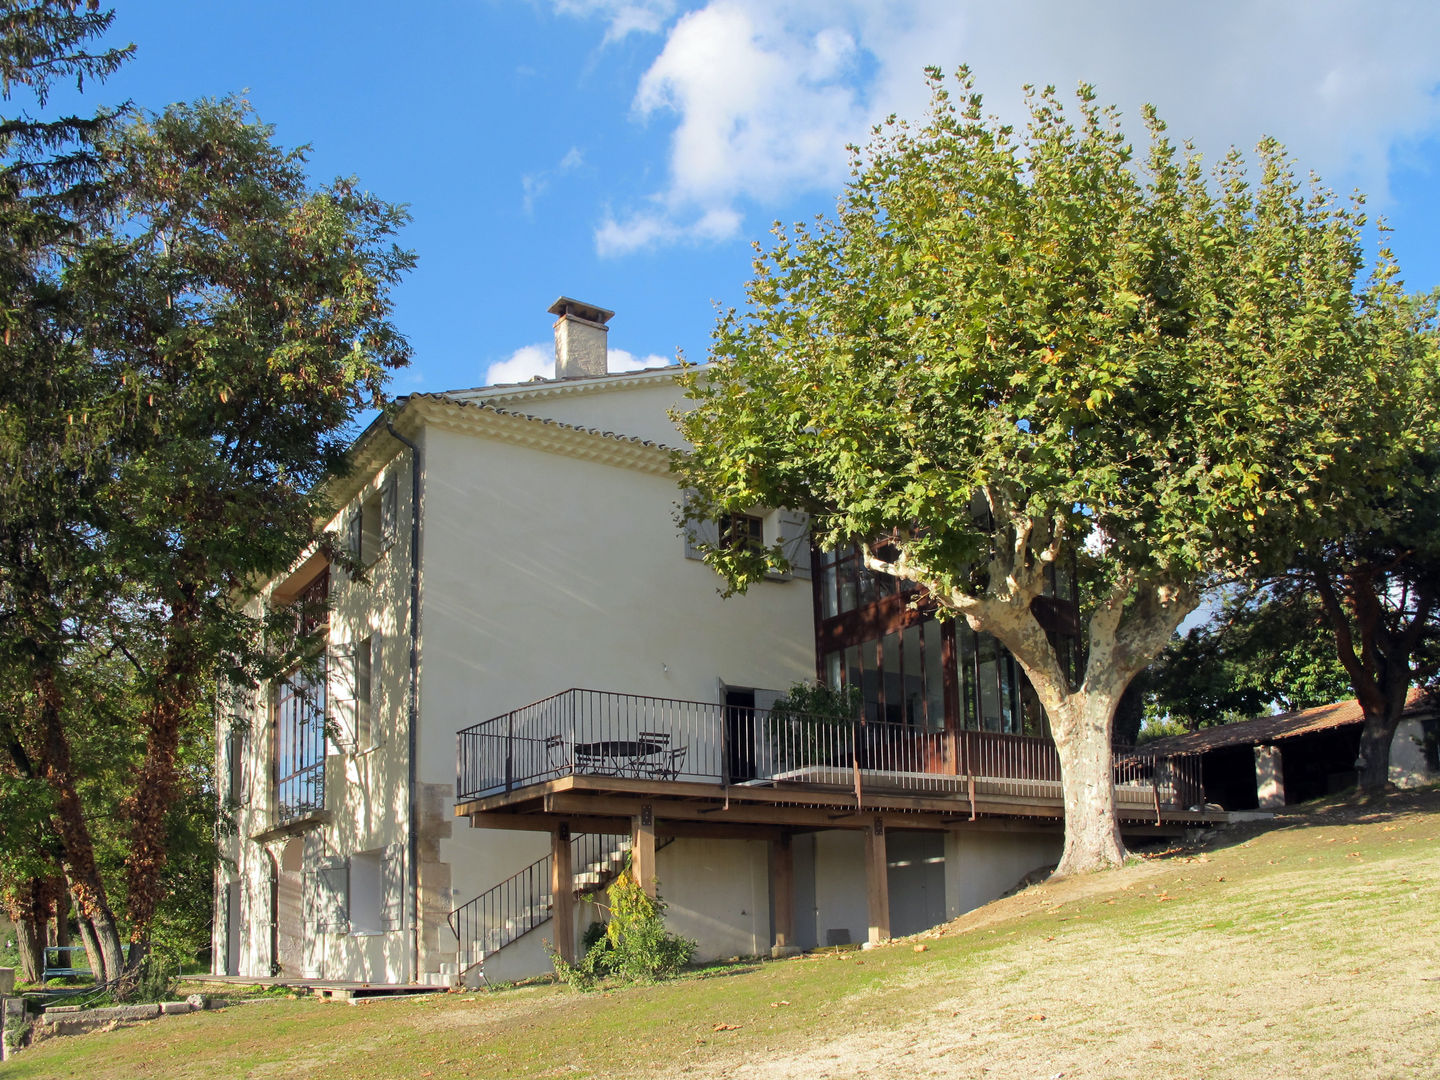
12 787 1439 1080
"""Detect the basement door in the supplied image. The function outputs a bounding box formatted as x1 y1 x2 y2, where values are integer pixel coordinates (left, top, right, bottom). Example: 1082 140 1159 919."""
887 831 946 938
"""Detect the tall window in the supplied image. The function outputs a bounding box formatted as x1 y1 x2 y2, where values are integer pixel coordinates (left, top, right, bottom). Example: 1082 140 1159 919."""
275 571 329 823
815 544 1075 739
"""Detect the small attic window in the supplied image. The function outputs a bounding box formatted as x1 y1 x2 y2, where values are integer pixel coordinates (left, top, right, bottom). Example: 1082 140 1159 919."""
718 513 764 552
346 474 398 569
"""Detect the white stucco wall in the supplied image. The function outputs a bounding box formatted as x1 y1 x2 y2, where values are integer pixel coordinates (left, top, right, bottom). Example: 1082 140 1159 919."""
944 828 1062 918
421 415 816 978
216 444 420 982
811 830 868 947
490 374 691 450
658 838 771 961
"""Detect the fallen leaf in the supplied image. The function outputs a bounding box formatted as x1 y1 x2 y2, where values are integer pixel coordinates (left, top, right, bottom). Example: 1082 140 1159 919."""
769 1001 790 1008
713 1023 742 1031
913 944 928 953
1028 1013 1046 1021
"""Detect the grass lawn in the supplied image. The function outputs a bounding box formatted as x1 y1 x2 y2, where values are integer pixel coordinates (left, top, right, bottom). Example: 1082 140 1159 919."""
11 786 1439 1079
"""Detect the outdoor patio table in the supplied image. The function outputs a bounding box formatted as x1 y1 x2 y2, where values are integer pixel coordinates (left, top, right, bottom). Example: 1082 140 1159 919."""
573 739 667 777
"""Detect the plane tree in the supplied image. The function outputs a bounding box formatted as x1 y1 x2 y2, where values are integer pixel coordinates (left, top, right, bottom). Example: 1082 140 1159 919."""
676 68 1421 874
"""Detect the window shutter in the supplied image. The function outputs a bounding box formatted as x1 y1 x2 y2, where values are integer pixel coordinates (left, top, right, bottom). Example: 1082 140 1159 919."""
226 729 245 805
776 510 812 580
682 494 720 561
343 511 362 579
312 859 349 933
381 844 404 931
365 633 381 747
380 474 398 548
328 646 358 752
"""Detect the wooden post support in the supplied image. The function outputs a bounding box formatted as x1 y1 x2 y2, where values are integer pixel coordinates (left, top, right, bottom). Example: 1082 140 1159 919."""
631 804 657 898
769 834 799 957
551 823 576 966
864 816 890 948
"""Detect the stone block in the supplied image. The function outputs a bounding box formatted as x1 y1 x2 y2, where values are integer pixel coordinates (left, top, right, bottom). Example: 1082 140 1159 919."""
185 993 206 1010
113 1004 161 1021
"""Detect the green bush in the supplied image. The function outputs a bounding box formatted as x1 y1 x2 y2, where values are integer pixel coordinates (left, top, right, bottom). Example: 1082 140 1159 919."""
767 681 863 768
551 869 695 990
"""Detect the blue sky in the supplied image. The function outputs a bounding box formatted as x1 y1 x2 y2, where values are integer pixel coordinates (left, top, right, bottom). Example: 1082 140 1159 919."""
65 1 1440 395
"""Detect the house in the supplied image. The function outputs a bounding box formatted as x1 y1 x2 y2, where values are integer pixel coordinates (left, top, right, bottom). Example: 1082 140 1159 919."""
1138 690 1439 810
215 298 1223 989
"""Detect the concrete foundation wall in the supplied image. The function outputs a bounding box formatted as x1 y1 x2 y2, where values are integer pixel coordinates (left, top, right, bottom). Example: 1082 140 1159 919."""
812 831 869 947
658 838 770 961
944 829 1062 918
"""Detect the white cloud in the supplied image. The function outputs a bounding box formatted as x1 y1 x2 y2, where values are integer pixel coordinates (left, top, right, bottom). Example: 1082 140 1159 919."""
607 347 673 372
486 344 553 385
553 0 677 42
522 146 586 215
595 204 740 255
557 0 1440 254
484 343 672 385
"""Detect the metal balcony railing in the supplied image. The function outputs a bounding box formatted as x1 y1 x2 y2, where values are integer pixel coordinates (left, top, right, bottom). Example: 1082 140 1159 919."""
456 688 1202 820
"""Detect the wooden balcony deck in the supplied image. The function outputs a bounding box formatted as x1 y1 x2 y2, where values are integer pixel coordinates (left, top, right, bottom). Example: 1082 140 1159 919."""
455 690 1232 837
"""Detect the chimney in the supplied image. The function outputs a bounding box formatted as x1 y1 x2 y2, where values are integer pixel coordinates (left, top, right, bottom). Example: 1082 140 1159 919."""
548 296 615 379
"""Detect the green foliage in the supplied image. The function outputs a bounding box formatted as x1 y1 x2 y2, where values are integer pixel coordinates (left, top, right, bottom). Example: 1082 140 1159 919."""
768 681 863 725
551 870 696 990
1143 585 1354 730
673 66 1433 870
677 68 1397 605
766 681 862 768
0 2 412 974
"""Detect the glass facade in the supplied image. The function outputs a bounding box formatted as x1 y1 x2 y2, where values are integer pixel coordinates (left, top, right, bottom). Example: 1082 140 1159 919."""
815 545 1075 740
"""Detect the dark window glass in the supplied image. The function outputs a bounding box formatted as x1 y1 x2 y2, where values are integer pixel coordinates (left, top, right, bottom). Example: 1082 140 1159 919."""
880 630 902 725
923 619 944 733
718 513 763 551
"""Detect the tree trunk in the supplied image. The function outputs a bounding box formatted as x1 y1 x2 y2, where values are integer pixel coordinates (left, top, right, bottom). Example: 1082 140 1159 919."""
31 668 128 986
73 910 104 982
13 907 46 984
122 601 202 963
960 576 1193 876
1355 680 1408 796
1050 696 1127 875
55 888 70 949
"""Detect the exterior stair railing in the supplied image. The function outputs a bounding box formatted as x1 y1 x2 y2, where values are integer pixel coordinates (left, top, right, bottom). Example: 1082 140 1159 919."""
447 831 673 985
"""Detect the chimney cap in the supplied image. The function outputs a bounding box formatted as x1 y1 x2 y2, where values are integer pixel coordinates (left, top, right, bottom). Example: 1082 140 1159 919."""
548 296 614 326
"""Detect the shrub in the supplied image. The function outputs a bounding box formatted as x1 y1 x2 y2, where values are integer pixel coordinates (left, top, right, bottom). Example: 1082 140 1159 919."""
766 681 863 769
551 869 695 990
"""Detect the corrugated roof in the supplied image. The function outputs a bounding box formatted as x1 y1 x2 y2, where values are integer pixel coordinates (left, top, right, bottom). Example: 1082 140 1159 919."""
1141 687 1433 756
